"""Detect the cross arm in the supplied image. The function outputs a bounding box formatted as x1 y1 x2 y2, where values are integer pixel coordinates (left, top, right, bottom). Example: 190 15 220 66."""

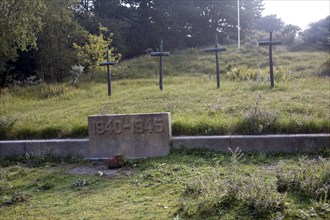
204 48 226 53
100 61 116 66
259 41 282 46
150 52 170 57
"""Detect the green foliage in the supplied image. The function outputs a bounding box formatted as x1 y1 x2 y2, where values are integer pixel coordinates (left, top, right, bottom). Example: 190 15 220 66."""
90 0 263 57
37 0 88 83
73 26 121 80
0 0 45 87
300 16 330 51
0 0 45 69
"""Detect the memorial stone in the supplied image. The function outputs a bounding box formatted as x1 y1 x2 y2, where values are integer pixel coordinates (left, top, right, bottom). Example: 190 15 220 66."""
88 113 171 159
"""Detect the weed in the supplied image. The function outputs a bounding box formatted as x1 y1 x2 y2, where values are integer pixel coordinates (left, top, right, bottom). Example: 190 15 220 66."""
239 92 277 134
1 191 32 206
34 178 55 191
276 156 330 202
0 114 18 139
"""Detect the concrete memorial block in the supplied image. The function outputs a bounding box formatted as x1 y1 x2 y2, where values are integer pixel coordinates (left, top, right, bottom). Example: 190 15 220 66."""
88 113 171 159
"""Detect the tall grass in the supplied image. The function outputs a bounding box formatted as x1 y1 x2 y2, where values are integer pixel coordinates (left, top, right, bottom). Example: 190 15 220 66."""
0 46 329 139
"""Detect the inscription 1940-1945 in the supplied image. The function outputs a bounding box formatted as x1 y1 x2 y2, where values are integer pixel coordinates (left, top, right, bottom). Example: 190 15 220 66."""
92 118 164 135
88 113 171 159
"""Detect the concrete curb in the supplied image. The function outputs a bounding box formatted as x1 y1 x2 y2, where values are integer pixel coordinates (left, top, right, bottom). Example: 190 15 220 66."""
171 134 330 153
0 139 89 158
0 134 329 158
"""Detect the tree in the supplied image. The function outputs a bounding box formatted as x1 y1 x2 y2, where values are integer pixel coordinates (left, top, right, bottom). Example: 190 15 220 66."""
277 24 301 45
36 0 88 82
254 14 284 33
73 26 121 80
300 16 330 51
0 0 45 87
90 0 263 57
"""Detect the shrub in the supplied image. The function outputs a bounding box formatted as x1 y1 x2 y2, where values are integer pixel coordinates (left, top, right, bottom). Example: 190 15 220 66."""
239 93 277 134
276 156 330 202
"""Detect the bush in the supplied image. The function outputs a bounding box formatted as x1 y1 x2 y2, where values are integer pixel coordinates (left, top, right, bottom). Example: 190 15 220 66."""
181 148 285 218
239 93 277 134
276 156 330 202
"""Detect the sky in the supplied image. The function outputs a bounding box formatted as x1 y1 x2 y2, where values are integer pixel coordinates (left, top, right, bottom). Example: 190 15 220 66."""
262 0 330 30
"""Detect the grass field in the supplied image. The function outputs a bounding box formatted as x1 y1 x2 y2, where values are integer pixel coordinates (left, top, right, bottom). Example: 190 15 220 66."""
0 45 329 139
1 149 329 219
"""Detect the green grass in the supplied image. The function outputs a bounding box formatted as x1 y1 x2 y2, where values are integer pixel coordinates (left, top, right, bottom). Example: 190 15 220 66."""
1 149 329 219
0 45 329 139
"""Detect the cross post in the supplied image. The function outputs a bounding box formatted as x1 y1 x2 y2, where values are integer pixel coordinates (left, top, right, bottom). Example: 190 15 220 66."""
259 32 282 88
150 39 170 90
205 34 226 89
100 50 116 96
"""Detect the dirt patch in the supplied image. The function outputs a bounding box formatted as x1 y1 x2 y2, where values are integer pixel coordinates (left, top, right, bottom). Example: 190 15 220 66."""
68 165 119 178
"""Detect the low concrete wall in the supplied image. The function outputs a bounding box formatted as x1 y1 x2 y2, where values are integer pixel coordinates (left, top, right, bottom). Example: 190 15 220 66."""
0 139 89 158
172 134 330 153
0 134 329 158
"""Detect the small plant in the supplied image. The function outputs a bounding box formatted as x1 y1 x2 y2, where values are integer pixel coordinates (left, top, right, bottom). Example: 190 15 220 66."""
71 179 93 188
35 178 55 191
240 92 277 134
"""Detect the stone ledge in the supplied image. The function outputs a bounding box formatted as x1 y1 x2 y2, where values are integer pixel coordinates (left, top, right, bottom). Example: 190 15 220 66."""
0 139 89 158
0 134 329 158
171 134 330 153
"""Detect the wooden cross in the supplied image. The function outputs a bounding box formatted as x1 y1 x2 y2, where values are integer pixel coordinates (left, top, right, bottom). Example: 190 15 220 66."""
150 39 170 90
100 50 116 96
259 32 282 88
205 34 226 89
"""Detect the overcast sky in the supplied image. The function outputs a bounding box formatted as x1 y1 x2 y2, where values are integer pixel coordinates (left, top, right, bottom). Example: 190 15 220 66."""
262 0 330 29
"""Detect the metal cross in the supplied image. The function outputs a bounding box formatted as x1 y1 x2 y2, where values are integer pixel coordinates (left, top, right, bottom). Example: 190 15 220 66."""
100 50 116 96
205 34 226 89
150 39 170 90
259 32 282 88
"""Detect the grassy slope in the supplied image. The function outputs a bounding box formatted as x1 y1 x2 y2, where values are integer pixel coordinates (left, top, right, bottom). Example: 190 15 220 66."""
0 45 329 139
1 150 329 219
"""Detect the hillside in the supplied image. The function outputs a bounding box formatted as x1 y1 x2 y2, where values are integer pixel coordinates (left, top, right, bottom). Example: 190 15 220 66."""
0 45 329 139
